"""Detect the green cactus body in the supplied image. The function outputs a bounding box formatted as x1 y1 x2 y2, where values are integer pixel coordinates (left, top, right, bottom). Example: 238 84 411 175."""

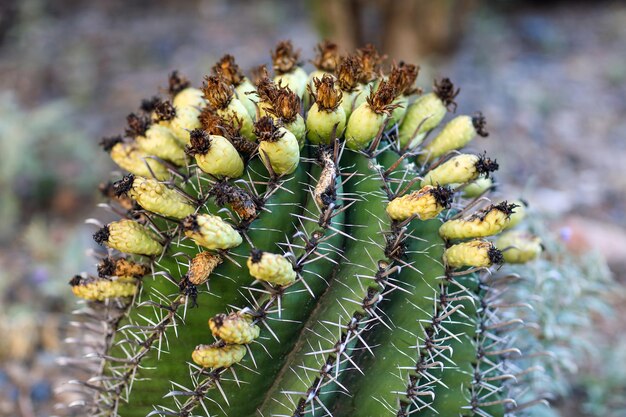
69 43 545 417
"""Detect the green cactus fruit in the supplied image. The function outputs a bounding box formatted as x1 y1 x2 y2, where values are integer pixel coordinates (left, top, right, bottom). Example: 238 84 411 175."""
65 40 549 417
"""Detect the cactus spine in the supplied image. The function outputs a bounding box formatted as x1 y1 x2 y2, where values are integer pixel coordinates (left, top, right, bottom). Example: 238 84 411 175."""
65 41 548 417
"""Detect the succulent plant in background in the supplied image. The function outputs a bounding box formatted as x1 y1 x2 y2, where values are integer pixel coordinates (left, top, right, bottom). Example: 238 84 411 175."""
64 40 550 417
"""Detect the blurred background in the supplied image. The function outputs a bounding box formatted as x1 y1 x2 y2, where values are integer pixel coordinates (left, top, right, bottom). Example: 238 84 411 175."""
0 0 624 416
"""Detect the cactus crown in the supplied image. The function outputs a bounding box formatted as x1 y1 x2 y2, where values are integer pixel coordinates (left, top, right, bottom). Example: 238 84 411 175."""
64 39 548 417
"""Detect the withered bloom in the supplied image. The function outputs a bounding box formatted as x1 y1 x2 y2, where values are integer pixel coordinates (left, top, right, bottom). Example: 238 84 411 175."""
253 116 285 143
311 40 340 72
366 80 399 115
202 75 234 109
154 99 177 122
309 74 343 112
266 85 300 123
356 44 385 84
271 40 301 74
168 70 191 95
199 108 240 137
124 113 150 138
336 55 362 92
388 62 420 97
255 75 278 104
434 78 460 112
185 129 212 156
250 64 270 86
212 54 245 87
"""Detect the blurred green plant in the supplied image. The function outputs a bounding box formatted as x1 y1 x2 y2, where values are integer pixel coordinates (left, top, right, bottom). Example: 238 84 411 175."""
493 211 622 417
0 92 105 243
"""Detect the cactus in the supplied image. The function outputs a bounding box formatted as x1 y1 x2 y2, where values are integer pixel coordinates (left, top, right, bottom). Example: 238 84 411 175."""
64 41 549 417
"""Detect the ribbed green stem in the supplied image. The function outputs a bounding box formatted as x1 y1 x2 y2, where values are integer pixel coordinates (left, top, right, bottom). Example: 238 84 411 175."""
113 160 309 417
334 218 445 416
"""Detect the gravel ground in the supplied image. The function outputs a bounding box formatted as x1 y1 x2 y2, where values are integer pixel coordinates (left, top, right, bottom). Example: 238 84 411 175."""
0 1 624 416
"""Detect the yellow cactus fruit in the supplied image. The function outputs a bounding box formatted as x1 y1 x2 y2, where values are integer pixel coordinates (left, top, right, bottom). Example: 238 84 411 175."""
173 88 206 109
462 176 495 198
188 252 222 286
420 112 489 162
169 106 202 146
398 78 459 149
113 174 195 219
386 185 453 221
439 202 519 240
345 80 399 150
497 230 542 264
255 117 300 176
443 239 503 269
97 257 148 279
136 124 187 166
183 214 242 250
247 249 297 286
203 74 255 141
185 129 244 179
209 312 260 345
167 70 206 109
93 220 163 256
101 136 169 181
306 74 346 145
421 153 499 187
191 342 247 369
69 275 138 301
504 199 528 230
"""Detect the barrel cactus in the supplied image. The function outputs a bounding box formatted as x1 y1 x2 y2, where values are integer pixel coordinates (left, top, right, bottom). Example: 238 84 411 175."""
65 40 547 417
